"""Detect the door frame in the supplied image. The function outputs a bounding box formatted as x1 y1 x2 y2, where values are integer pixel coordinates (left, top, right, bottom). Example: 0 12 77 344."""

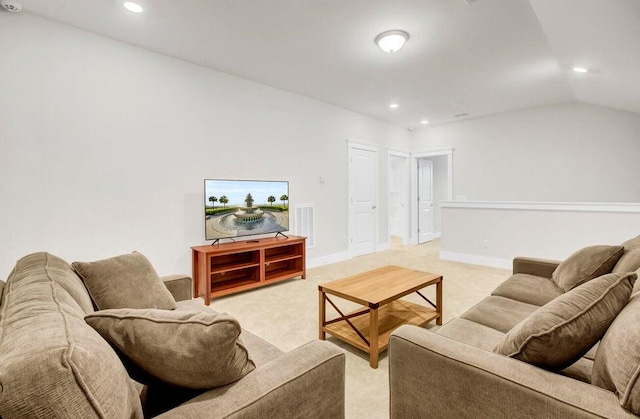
410 148 454 245
347 141 379 257
387 150 410 245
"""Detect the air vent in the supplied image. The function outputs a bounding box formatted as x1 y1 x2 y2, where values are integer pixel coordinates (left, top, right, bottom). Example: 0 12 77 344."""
1 0 22 12
454 113 469 118
295 204 315 248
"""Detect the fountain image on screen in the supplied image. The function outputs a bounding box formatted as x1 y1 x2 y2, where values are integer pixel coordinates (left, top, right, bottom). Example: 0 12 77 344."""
204 179 289 241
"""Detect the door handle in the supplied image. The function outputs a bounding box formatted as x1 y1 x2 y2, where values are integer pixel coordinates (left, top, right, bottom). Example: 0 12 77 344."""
372 205 377 210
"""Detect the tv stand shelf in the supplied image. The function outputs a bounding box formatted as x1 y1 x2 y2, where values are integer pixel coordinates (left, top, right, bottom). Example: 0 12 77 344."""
210 261 260 275
192 235 306 305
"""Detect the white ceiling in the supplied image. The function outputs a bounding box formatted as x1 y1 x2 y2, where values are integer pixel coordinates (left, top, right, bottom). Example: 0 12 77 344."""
10 0 640 128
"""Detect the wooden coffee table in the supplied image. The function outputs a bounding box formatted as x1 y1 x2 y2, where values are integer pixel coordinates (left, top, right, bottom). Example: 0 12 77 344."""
318 265 442 368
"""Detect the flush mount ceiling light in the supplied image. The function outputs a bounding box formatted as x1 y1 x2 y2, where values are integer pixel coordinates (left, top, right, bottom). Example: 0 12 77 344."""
389 103 399 109
421 120 429 125
375 30 409 53
123 2 143 13
0 0 22 13
572 67 588 73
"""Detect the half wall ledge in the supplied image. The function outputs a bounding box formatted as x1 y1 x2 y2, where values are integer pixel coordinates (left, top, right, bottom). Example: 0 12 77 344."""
440 201 640 269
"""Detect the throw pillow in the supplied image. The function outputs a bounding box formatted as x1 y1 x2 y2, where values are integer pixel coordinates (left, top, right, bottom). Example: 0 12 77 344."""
622 235 640 251
592 293 640 415
552 245 624 292
85 308 255 389
72 252 176 310
493 272 636 370
613 247 640 274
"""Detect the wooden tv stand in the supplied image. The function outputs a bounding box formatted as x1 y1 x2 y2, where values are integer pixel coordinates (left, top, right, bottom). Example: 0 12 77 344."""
191 235 306 305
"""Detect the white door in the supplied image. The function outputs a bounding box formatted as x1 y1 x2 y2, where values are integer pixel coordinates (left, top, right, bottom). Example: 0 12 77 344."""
388 154 409 242
349 145 378 256
418 159 433 244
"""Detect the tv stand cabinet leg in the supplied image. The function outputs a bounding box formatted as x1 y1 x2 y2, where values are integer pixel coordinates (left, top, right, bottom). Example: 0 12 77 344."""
319 288 326 340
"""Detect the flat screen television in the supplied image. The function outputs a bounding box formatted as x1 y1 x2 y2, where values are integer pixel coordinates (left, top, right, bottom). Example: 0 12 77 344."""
204 179 289 242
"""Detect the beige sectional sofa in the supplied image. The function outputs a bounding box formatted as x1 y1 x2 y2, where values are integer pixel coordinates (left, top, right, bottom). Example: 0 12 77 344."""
390 240 640 418
0 252 345 418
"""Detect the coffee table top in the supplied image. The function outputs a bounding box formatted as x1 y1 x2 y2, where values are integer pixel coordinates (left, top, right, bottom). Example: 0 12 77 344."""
318 265 441 307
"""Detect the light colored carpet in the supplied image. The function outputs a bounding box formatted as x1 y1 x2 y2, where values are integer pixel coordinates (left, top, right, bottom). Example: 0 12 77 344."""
207 238 510 419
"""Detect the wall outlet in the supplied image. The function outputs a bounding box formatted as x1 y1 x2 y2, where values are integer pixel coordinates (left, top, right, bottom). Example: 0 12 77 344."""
482 239 490 249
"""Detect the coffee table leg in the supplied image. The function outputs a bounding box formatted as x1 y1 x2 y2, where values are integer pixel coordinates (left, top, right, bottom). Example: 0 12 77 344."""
369 305 379 368
319 288 326 340
436 278 443 326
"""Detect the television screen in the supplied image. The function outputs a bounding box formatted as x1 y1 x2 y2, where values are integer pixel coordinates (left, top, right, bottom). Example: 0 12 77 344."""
204 179 289 241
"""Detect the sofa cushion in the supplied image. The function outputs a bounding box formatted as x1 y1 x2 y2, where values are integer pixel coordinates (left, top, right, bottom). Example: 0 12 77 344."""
6 252 95 314
584 342 599 361
73 251 176 310
435 318 505 351
512 257 561 278
46 253 97 314
494 272 636 370
491 274 563 307
552 245 624 292
592 292 640 414
240 329 286 367
561 357 594 384
0 253 142 418
460 296 539 333
85 308 256 389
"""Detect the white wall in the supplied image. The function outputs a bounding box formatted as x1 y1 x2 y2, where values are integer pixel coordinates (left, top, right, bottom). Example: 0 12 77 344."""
411 102 640 202
433 156 448 233
0 13 409 277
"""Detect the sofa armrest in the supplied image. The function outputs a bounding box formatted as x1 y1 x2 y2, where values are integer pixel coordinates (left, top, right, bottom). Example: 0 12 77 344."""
161 275 192 302
513 256 561 278
157 340 345 419
389 325 633 419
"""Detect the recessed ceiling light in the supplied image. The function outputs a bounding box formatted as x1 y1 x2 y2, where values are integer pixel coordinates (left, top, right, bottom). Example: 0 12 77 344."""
123 2 143 13
572 67 588 73
389 103 399 109
421 120 429 124
375 30 410 53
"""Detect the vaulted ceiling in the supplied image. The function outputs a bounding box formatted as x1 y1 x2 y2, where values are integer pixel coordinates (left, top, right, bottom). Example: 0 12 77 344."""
10 0 640 128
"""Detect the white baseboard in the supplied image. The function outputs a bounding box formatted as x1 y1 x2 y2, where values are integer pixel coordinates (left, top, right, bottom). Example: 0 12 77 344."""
307 251 351 269
432 232 442 239
439 251 511 270
307 242 397 269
